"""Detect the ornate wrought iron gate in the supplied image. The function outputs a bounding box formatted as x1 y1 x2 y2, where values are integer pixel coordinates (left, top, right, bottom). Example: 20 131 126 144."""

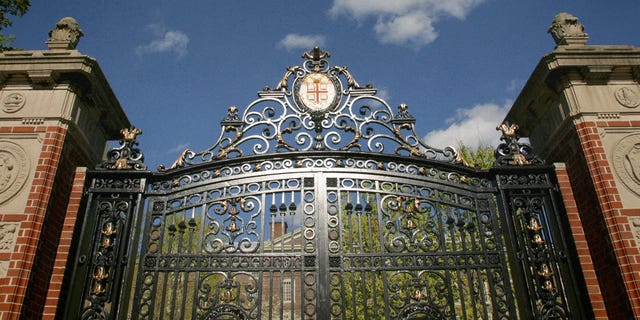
64 48 590 319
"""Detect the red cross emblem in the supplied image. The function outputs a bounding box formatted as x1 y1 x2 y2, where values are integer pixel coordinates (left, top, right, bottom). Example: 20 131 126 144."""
306 80 329 103
297 73 338 112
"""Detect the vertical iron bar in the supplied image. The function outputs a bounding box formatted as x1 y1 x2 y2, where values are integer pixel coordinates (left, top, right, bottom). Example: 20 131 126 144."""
546 183 592 318
467 268 479 319
169 206 185 318
315 173 330 320
361 271 369 320
268 269 274 319
455 269 466 318
117 189 147 318
158 215 176 320
377 186 391 320
279 270 284 320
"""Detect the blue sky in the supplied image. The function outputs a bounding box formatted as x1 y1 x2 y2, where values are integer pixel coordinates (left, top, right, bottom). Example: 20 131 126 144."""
7 1 640 169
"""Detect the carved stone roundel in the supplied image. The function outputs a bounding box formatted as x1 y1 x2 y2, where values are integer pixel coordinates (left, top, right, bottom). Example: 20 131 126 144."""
1 93 26 113
615 87 640 108
0 141 30 204
612 134 640 196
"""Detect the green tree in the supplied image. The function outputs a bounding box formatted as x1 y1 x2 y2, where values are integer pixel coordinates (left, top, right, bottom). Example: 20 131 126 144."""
338 191 386 319
457 144 495 169
0 0 31 51
338 188 498 319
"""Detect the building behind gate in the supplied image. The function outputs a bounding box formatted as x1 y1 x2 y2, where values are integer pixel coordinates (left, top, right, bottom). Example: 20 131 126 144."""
0 13 639 320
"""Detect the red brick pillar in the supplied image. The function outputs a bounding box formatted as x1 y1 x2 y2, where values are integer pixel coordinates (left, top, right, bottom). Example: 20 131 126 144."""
505 19 640 316
554 120 640 319
554 163 608 319
0 17 130 319
0 124 69 318
582 120 640 316
42 167 87 319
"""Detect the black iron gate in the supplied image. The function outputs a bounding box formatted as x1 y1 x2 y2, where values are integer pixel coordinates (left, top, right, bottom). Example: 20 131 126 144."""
64 48 590 319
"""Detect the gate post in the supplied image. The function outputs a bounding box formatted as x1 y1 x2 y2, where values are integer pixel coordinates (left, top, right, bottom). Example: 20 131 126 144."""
64 129 149 320
492 123 591 319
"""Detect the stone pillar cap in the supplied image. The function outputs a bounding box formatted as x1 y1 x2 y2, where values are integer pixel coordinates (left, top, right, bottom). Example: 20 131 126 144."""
46 17 84 50
548 12 589 46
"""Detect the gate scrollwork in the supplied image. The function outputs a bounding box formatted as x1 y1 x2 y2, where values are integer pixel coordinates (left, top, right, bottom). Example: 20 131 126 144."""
74 183 144 320
65 49 589 320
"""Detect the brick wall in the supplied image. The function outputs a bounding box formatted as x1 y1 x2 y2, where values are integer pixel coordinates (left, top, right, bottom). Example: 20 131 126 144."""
553 120 640 319
0 124 90 319
45 167 87 319
555 163 608 318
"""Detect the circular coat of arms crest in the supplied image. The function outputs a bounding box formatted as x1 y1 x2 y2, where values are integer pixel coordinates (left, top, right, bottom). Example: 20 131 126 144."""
293 72 341 113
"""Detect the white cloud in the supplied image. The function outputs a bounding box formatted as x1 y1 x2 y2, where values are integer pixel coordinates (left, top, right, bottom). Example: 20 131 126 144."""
277 34 326 51
166 143 190 155
376 87 391 101
507 79 523 93
423 101 510 150
329 0 420 18
136 27 189 58
329 0 484 47
374 11 437 46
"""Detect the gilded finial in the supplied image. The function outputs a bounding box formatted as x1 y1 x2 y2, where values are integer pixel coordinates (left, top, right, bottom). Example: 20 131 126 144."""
302 46 330 61
494 121 543 167
99 126 147 171
121 127 143 142
496 123 519 138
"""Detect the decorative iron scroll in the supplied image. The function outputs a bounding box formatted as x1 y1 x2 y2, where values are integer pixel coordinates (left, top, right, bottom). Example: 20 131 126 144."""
326 176 514 319
133 174 318 320
79 199 127 319
511 191 569 318
99 127 147 171
66 47 592 320
495 169 588 319
159 47 459 171
77 191 141 320
63 173 147 320
494 122 543 166
149 156 492 193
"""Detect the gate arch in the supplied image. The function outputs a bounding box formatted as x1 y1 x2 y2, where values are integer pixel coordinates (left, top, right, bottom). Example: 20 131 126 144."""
65 47 589 319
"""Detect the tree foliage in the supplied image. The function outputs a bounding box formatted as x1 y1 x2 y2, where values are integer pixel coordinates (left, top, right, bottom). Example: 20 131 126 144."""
0 0 31 50
457 144 495 169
